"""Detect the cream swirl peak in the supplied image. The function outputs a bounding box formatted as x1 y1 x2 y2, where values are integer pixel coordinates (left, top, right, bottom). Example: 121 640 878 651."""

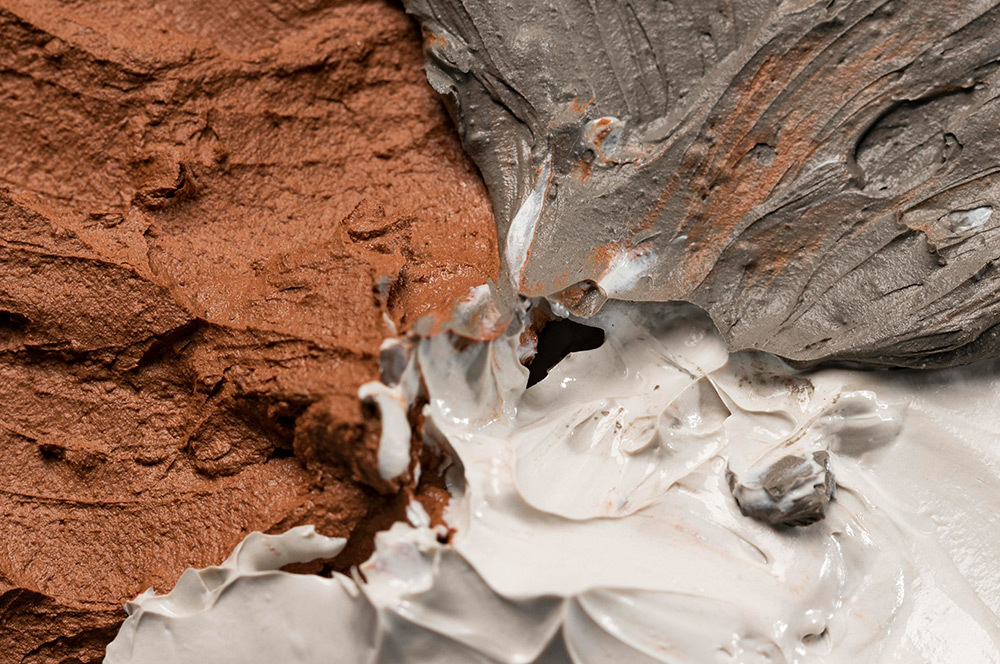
106 301 1000 662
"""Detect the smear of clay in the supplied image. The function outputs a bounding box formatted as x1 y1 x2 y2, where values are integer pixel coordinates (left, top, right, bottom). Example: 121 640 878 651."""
0 1 497 661
406 0 1000 367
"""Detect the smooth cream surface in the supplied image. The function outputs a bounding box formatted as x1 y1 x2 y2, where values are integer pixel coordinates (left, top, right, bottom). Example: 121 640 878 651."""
106 302 1000 663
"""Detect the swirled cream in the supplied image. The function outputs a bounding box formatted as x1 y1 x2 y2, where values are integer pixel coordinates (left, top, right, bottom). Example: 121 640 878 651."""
106 302 1000 663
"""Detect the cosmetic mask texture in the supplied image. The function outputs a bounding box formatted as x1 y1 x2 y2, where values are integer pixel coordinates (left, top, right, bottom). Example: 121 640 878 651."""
404 0 1000 368
106 301 1000 663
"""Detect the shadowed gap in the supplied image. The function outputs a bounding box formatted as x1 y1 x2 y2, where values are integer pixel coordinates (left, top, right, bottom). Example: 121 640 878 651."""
526 318 605 388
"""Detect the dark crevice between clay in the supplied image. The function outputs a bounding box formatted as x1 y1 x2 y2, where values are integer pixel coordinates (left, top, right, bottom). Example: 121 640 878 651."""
526 318 605 388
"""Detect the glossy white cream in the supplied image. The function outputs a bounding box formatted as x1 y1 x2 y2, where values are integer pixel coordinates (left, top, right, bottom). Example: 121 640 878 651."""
358 381 412 482
106 302 1000 663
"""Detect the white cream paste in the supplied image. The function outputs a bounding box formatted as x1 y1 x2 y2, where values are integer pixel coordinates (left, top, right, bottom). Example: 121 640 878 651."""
106 301 1000 663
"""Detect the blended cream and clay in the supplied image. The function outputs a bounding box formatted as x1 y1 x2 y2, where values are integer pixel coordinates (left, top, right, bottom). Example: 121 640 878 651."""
0 1 497 661
106 299 1000 662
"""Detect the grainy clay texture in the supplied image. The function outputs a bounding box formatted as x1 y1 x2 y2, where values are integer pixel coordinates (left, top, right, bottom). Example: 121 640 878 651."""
406 0 1000 367
0 1 497 661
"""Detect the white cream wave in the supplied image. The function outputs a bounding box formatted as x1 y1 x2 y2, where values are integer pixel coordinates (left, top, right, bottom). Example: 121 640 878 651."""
106 302 1000 663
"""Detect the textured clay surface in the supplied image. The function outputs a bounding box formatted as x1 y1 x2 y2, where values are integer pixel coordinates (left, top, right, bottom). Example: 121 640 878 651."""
407 0 1000 367
0 1 497 661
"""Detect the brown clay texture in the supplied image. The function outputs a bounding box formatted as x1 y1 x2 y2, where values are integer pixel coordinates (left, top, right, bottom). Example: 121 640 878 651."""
0 1 497 661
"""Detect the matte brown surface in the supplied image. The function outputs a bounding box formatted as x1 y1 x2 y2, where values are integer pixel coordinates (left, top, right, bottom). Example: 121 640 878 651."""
0 1 497 660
